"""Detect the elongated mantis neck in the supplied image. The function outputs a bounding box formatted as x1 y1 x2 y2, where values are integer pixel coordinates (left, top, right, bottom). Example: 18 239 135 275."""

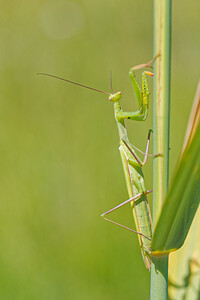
114 101 129 143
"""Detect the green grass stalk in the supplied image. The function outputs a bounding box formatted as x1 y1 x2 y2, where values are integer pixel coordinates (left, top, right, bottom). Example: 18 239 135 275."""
150 0 172 299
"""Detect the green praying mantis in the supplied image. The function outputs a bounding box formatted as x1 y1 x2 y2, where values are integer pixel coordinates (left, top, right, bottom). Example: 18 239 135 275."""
38 57 200 274
38 58 160 271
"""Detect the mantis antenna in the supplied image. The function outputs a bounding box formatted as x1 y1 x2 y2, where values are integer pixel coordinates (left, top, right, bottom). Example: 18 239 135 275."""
37 73 111 96
110 71 114 94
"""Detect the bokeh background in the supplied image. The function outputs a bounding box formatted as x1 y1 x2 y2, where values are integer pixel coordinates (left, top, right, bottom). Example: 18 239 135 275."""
0 0 199 299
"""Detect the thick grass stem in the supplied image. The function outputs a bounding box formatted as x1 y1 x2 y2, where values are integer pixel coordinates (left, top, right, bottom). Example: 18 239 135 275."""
150 0 171 299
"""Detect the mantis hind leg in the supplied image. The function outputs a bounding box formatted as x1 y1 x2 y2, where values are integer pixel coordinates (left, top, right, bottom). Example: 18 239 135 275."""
101 190 152 241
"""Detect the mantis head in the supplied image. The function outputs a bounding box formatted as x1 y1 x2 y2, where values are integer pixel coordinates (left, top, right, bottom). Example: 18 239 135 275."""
109 91 122 102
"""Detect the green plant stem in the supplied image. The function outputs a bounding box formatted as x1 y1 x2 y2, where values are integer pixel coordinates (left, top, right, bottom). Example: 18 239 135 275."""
150 0 171 299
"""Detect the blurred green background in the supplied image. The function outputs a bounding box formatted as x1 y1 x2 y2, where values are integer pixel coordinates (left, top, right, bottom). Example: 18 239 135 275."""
0 0 199 299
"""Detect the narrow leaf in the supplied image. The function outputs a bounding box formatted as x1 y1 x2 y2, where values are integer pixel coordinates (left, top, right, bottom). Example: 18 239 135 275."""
168 81 200 300
151 82 200 254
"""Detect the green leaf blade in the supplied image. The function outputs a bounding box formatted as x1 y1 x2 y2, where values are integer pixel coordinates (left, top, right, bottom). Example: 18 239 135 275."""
151 122 200 254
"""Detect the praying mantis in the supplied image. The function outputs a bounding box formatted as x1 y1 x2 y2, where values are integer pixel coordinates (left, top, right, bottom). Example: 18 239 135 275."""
38 58 158 271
